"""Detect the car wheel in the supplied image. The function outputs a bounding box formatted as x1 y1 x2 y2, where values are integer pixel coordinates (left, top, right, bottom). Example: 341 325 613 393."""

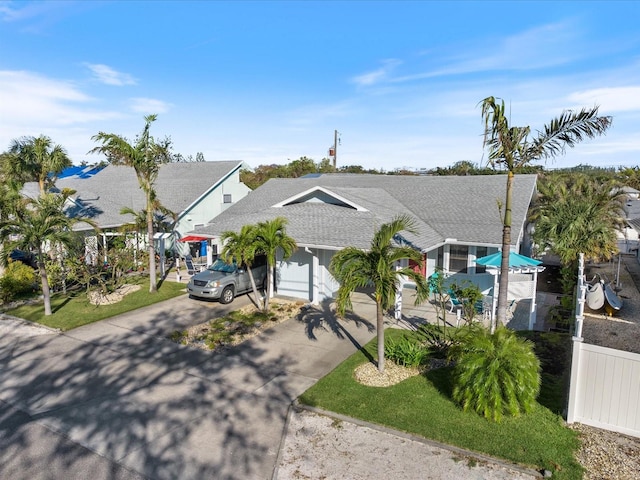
220 286 235 304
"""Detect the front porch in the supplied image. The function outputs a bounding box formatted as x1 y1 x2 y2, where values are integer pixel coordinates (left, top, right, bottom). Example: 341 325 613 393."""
390 288 559 332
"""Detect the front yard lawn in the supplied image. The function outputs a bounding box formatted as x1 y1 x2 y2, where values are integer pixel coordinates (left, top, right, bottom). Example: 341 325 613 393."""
299 328 582 479
4 277 186 331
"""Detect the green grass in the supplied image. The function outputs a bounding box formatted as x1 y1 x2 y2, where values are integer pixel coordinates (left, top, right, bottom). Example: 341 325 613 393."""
299 328 582 479
5 277 187 331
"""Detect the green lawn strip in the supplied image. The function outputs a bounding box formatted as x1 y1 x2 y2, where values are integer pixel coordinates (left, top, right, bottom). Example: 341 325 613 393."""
5 277 186 330
299 328 582 479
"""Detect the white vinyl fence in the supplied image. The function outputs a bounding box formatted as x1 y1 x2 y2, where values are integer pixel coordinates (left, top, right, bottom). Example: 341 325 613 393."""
567 339 640 438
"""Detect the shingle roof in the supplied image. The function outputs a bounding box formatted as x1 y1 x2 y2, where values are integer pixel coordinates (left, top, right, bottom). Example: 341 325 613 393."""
195 173 537 251
53 161 244 229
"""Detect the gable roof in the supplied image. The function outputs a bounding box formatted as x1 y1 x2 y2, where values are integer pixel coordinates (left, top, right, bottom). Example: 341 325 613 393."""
195 173 538 251
53 161 245 230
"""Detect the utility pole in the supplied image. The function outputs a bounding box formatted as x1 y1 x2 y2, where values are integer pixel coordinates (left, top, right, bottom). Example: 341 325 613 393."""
329 130 340 169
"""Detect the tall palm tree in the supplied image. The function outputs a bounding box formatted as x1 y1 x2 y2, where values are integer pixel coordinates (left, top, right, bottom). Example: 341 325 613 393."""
0 191 94 315
91 115 172 293
329 215 429 373
220 224 263 310
253 217 297 313
480 96 612 331
6 135 72 195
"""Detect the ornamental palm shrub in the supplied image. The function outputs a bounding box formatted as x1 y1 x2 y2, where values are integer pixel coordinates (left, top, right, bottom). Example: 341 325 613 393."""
448 326 541 422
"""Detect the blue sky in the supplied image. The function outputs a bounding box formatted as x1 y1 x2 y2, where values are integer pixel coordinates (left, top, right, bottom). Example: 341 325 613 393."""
1 1 639 171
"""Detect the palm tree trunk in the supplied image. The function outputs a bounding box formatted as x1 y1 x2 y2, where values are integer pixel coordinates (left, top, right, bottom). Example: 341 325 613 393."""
246 266 263 310
496 171 514 332
37 250 52 316
264 265 273 313
147 193 157 293
376 300 385 373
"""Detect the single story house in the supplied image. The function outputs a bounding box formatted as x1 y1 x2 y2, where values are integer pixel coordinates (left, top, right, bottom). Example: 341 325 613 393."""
192 173 538 305
55 161 251 264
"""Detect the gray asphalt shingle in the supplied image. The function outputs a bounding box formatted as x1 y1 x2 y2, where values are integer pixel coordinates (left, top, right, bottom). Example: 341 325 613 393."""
196 173 537 252
52 161 245 229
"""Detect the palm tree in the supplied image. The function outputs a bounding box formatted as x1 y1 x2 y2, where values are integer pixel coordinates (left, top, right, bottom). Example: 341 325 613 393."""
531 173 624 289
448 326 540 422
0 154 23 277
329 215 429 373
480 96 612 331
0 191 94 315
6 135 72 195
91 115 172 293
220 224 264 310
253 217 297 313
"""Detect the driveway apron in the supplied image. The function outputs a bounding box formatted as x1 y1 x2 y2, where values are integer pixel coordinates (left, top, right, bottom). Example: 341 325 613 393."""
0 293 378 479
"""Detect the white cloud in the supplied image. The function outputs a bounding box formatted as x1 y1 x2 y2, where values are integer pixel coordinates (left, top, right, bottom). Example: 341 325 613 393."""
0 0 54 22
0 70 121 126
85 63 137 86
0 70 123 154
350 59 402 87
130 97 172 114
567 87 640 112
359 21 581 87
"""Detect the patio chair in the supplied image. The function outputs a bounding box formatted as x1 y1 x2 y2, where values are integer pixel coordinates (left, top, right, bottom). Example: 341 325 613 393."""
184 255 198 275
447 290 463 313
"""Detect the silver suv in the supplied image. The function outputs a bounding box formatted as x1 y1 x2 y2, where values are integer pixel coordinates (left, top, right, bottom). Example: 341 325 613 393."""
187 256 267 304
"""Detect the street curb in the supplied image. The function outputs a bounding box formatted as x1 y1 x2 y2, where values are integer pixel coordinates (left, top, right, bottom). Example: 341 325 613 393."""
270 402 295 480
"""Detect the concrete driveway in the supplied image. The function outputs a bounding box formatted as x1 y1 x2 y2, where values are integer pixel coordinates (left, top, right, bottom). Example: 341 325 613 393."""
0 293 378 480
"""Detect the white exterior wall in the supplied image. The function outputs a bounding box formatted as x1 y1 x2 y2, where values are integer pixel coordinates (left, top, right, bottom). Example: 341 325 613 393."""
318 249 339 301
567 340 640 438
276 249 313 301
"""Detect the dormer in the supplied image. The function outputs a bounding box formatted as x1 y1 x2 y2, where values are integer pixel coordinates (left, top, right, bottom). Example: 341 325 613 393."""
272 186 368 211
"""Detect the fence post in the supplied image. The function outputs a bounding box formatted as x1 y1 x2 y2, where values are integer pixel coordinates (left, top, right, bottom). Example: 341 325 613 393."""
566 336 583 423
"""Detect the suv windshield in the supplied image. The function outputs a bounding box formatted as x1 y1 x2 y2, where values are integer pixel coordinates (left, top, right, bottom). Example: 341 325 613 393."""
207 259 237 273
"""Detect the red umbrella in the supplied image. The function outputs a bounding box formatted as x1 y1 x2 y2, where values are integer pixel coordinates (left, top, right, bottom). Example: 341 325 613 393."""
178 235 209 242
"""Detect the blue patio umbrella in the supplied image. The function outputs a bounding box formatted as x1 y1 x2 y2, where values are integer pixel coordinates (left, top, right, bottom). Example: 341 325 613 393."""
475 251 544 330
475 251 542 270
199 241 208 257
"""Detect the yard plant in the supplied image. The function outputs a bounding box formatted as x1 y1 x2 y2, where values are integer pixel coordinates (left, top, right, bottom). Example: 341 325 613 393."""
330 215 429 373
448 326 541 422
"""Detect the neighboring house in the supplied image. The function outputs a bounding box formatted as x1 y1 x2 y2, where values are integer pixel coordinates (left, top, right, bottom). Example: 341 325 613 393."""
54 161 251 263
620 187 640 256
192 173 538 305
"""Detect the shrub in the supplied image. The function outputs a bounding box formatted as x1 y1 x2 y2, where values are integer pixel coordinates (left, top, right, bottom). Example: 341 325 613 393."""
168 330 188 345
0 260 37 304
448 326 541 422
384 337 428 367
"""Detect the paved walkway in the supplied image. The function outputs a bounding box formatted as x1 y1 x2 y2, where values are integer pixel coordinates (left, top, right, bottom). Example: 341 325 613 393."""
1 290 541 479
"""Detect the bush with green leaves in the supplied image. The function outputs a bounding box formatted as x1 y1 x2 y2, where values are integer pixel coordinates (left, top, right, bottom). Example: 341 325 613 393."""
0 260 37 303
450 281 483 325
448 326 541 422
416 322 483 358
384 337 428 367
